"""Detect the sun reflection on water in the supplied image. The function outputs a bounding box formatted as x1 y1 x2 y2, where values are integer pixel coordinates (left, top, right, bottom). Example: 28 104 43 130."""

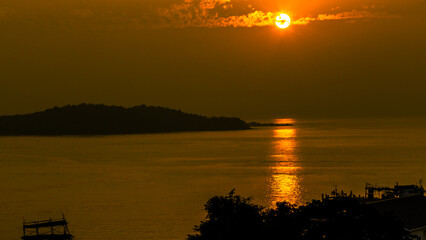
268 123 303 207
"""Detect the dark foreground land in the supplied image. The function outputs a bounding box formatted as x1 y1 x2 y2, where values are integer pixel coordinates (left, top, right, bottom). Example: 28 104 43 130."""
0 104 249 135
188 190 416 240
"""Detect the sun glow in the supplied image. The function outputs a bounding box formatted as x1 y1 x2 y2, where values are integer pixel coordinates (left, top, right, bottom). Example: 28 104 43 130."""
275 13 291 29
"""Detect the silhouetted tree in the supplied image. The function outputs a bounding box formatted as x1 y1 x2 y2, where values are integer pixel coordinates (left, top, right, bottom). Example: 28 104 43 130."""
263 201 307 239
299 198 410 240
188 191 411 240
187 190 263 240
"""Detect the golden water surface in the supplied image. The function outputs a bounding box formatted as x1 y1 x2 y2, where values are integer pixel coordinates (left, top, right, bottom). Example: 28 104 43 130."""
1 118 426 240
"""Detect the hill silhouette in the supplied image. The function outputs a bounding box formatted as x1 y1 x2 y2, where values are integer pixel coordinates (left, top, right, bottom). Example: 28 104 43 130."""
0 104 250 135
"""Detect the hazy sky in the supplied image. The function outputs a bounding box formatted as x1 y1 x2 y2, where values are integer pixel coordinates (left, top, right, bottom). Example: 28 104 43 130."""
1 0 425 119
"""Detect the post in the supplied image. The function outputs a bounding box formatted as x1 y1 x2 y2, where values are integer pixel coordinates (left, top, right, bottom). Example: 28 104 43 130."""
22 219 25 237
51 218 54 235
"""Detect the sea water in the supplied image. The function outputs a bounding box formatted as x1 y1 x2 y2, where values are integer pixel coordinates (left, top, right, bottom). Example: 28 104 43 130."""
1 117 425 240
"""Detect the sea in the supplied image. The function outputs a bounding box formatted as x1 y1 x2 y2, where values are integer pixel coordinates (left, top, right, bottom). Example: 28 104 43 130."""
1 117 425 240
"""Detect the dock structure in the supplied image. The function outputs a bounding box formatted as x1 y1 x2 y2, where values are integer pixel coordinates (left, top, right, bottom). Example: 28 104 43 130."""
320 182 426 239
368 194 426 240
22 215 73 240
321 181 425 202
365 182 424 200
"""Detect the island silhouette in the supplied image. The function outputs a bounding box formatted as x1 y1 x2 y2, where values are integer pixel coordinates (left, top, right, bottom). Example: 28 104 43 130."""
0 104 250 135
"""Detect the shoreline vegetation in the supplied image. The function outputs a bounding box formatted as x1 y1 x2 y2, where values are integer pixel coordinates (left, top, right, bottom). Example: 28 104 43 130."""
0 104 251 136
187 190 411 240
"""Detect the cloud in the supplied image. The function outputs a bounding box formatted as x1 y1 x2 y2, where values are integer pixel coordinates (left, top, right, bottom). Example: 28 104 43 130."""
0 0 400 29
156 0 399 28
293 9 400 25
156 0 276 27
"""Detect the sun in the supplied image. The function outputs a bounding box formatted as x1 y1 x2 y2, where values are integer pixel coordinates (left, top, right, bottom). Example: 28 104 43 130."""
275 13 291 29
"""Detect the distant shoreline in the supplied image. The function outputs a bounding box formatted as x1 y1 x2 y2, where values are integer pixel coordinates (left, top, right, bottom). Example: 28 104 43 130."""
247 122 293 127
0 128 253 137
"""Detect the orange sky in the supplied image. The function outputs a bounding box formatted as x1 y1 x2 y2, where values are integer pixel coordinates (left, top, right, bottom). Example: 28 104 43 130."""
0 0 425 118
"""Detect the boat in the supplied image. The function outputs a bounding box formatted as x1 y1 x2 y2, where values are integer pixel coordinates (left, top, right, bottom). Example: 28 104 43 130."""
22 214 73 240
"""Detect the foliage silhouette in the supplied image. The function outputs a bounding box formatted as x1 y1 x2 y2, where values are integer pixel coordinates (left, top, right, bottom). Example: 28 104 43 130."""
188 189 264 240
299 198 410 240
188 191 411 240
0 104 249 135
